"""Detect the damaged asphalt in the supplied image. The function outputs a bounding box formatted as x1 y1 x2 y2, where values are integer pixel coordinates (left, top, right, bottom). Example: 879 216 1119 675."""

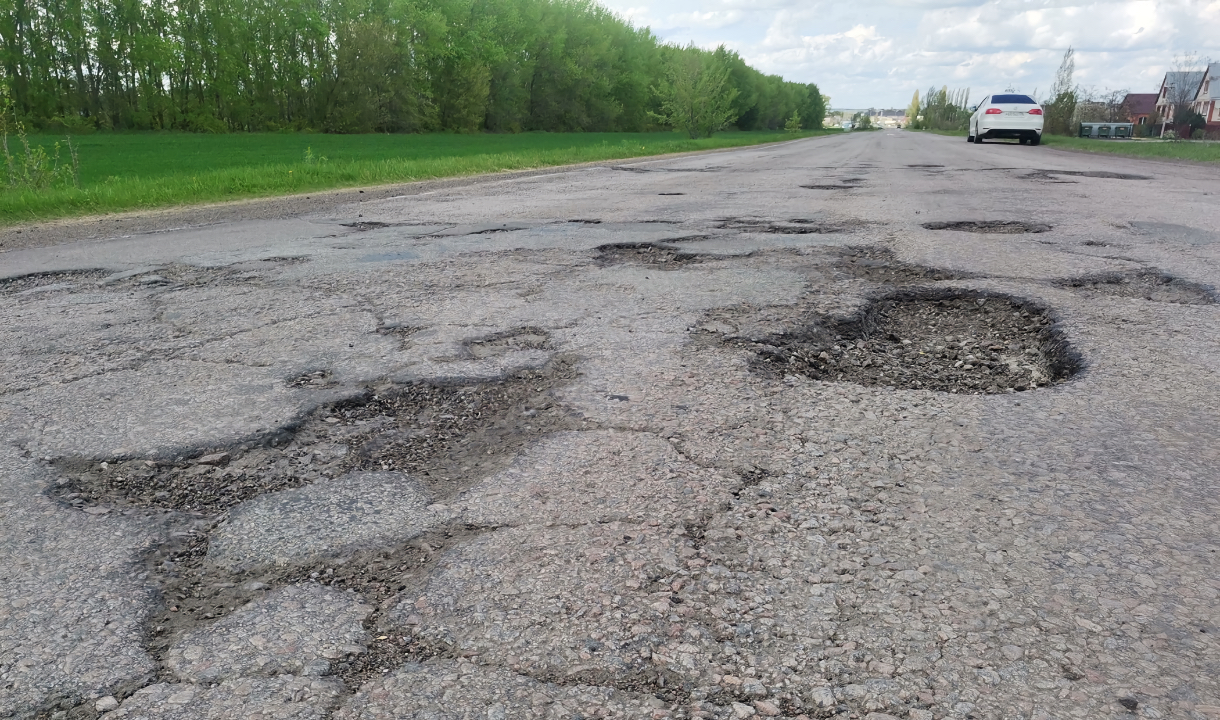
1 130 1218 720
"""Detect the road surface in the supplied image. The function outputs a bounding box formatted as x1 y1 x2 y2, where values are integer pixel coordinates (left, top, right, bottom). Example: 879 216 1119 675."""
2 131 1218 720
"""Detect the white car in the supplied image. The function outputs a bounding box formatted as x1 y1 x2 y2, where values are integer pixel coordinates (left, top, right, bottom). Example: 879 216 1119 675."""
967 94 1044 145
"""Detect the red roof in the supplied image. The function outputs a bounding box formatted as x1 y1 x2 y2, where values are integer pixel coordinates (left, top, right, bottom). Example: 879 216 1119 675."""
1121 93 1158 115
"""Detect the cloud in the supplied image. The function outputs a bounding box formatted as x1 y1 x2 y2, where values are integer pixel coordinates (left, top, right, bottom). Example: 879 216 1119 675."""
595 0 1220 107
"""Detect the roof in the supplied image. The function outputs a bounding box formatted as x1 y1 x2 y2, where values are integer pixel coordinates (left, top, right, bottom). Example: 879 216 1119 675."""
1160 70 1205 101
1198 62 1220 101
1121 93 1158 115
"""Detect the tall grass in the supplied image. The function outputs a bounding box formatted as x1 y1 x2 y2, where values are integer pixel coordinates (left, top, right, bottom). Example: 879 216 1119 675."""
0 130 824 225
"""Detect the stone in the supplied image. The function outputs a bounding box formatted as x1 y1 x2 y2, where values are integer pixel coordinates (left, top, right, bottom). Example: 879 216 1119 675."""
754 700 781 716
194 452 231 466
732 702 758 718
95 696 119 712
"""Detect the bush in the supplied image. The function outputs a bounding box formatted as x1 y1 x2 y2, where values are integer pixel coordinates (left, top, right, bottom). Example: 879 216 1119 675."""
1192 128 1206 140
1 92 81 191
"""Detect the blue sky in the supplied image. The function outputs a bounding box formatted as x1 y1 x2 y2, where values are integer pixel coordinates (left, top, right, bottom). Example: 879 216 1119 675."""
596 0 1220 109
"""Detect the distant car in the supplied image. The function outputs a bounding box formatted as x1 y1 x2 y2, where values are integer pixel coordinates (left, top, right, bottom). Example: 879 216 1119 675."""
967 94 1043 145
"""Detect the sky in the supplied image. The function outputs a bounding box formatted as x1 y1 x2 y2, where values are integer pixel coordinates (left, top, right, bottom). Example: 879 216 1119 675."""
595 0 1220 109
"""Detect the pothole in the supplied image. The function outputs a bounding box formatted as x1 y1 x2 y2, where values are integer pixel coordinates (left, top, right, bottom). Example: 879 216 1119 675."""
342 221 394 231
0 269 109 295
734 290 1081 394
657 192 685 196
832 247 972 284
801 182 862 190
287 369 335 388
923 220 1051 234
1056 269 1217 305
466 327 551 358
595 243 706 267
905 164 944 168
718 218 847 235
50 357 580 513
1024 170 1151 181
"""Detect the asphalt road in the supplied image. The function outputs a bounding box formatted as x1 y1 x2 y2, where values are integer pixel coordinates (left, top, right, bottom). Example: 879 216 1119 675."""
2 131 1218 720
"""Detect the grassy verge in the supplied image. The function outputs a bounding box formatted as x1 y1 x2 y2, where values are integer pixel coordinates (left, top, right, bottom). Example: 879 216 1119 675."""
1039 134 1220 162
1 130 829 225
911 127 1220 162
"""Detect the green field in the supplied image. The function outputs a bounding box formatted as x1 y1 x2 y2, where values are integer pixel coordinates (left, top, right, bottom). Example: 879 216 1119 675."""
1 130 831 226
916 128 1220 162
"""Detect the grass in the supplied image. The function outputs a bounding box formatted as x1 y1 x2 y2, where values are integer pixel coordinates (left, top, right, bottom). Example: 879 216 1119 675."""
1039 134 1220 162
0 130 831 226
912 127 1220 162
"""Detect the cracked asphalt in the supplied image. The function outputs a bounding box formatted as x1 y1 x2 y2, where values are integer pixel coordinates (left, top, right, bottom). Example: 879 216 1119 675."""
2 131 1219 720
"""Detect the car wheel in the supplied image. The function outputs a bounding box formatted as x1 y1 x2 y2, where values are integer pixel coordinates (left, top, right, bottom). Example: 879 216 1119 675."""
1019 137 1028 145
1030 134 1041 146
973 131 984 144
966 133 974 142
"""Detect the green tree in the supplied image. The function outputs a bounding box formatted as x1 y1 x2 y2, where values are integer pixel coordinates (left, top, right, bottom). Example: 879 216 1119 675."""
1043 47 1078 135
651 43 739 138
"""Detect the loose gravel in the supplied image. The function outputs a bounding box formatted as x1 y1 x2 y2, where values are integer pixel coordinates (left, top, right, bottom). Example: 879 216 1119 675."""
1056 268 1217 305
922 220 1052 234
742 290 1081 393
596 243 707 267
831 247 970 285
50 359 578 514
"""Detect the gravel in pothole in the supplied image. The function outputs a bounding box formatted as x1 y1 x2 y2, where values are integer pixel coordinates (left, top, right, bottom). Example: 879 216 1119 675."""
718 217 848 234
595 243 705 267
50 358 579 514
741 290 1081 393
922 220 1051 234
0 269 109 295
832 246 971 284
466 326 550 358
1056 269 1217 305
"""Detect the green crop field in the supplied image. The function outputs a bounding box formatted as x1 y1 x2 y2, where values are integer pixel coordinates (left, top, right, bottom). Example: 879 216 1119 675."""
0 130 831 226
0 129 834 225
10 129 1205 227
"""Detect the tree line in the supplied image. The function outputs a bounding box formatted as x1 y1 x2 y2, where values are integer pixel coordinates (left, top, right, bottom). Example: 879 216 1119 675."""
1 0 825 135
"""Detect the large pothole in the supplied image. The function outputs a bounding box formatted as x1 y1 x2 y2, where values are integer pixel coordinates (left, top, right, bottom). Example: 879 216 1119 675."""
738 290 1081 393
923 220 1051 234
1056 269 1217 305
595 242 706 267
718 217 849 234
832 247 973 284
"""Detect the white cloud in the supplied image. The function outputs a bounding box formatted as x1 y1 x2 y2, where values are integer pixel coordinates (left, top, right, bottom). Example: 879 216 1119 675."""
595 0 1220 107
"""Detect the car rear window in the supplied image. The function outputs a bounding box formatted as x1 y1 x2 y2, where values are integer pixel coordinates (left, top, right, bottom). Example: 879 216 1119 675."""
991 94 1036 105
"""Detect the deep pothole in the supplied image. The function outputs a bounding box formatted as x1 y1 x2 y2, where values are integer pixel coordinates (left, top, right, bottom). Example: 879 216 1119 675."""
0 269 110 295
718 218 849 234
595 242 706 267
466 327 551 358
734 290 1081 394
1056 269 1217 305
1023 170 1152 181
832 247 972 284
923 220 1051 234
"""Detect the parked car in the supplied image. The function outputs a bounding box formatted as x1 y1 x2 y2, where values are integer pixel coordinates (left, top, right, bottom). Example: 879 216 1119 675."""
967 94 1044 145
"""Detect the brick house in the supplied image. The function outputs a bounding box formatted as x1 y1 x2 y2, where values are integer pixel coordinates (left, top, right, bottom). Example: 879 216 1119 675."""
1119 93 1158 126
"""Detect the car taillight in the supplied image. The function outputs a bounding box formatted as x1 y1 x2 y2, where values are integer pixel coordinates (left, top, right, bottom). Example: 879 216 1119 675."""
1028 108 1043 115
985 108 1002 114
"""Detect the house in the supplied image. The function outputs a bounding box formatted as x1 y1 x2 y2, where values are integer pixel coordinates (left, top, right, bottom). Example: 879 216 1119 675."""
1155 70 1205 124
1119 93 1158 126
1190 62 1220 132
